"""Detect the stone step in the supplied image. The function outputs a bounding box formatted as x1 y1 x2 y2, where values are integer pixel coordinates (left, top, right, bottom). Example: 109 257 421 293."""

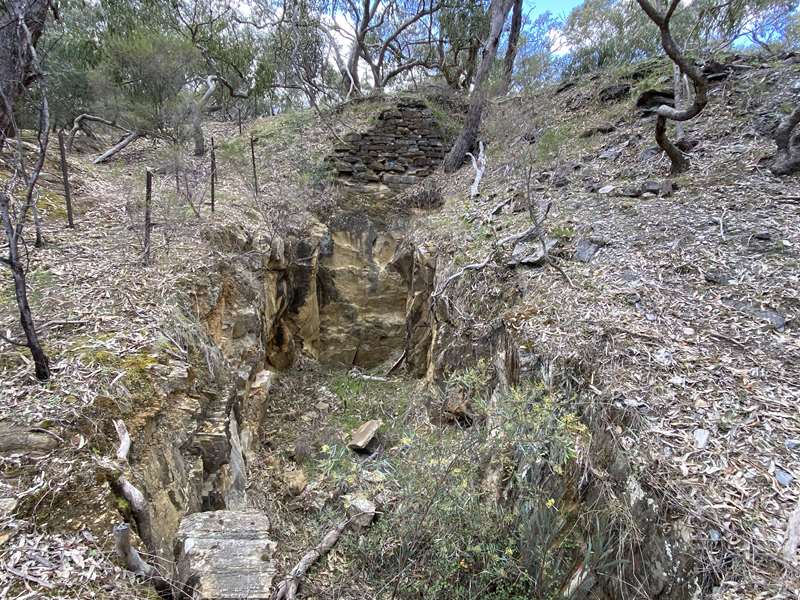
174 510 276 599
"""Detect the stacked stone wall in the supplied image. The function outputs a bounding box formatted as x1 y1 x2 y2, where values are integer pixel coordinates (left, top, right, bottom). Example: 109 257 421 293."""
327 98 447 194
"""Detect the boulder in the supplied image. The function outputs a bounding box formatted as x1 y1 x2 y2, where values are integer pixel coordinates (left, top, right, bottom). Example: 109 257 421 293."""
508 237 558 267
575 238 607 263
174 511 276 600
344 494 377 528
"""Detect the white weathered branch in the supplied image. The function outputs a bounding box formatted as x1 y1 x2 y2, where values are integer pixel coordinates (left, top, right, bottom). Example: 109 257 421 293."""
431 253 493 300
466 140 486 199
114 419 131 462
114 523 156 577
66 114 129 152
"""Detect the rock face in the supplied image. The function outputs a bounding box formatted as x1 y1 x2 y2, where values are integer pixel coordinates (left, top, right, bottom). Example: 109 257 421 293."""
318 227 407 367
327 98 449 195
174 511 276 599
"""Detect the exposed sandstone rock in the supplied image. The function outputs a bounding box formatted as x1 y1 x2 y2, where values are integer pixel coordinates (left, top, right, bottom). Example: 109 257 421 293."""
347 420 382 451
174 510 276 599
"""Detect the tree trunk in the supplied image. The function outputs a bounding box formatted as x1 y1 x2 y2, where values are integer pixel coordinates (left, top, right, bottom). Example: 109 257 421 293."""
11 261 50 379
635 0 707 175
0 0 51 148
443 0 515 173
0 191 51 381
193 118 205 156
346 44 362 97
500 0 523 95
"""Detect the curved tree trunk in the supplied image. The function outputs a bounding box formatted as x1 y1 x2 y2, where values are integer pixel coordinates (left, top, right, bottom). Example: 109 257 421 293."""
443 0 515 173
771 106 800 175
636 0 708 175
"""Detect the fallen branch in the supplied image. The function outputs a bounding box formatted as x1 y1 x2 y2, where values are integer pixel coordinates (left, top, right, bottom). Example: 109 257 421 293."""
114 419 131 462
273 517 351 600
97 420 155 554
93 131 142 164
486 196 513 220
114 523 156 577
497 224 540 247
385 349 406 377
466 140 486 199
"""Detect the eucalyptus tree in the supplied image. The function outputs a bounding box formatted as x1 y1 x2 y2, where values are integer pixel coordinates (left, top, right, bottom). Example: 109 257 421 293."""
443 0 516 172
331 0 443 95
434 0 489 90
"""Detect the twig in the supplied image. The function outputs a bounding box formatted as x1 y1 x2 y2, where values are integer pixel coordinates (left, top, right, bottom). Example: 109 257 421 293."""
431 253 494 300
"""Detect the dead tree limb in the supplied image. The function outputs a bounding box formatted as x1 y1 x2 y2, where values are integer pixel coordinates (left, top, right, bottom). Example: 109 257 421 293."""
635 0 708 175
66 113 128 152
93 131 142 164
771 106 800 175
466 140 486 199
98 419 155 553
114 419 131 462
114 523 156 577
273 517 351 600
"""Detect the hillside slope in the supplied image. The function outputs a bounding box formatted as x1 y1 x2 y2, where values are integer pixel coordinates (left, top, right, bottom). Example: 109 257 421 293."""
0 52 798 599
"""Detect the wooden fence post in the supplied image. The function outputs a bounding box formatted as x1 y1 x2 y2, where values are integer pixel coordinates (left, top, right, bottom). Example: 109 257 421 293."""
143 169 152 266
210 137 216 213
57 130 74 228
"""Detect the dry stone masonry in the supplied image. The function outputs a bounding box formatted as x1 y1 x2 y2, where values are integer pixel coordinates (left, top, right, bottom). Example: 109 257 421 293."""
328 98 447 195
